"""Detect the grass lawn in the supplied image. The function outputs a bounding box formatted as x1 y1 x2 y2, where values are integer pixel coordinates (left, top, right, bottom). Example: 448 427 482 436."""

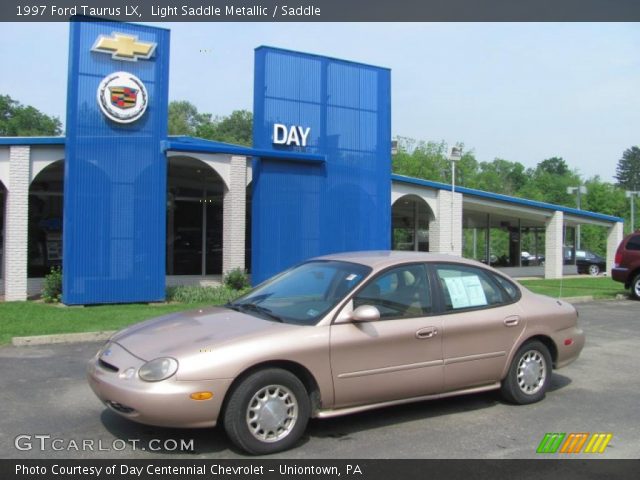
519 277 628 300
0 277 629 345
0 301 210 345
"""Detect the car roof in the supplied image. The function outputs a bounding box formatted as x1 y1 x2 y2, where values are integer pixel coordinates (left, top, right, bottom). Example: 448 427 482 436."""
312 250 490 270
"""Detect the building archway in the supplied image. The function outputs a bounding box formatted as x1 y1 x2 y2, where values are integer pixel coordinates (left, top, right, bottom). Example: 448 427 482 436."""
392 195 434 251
28 160 64 278
167 156 226 275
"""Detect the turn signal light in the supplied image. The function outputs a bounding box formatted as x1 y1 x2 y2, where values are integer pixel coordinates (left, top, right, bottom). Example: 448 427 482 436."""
564 339 574 346
190 391 213 401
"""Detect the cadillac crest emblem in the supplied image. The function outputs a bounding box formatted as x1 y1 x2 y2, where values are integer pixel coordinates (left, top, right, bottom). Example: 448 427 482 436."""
97 71 148 124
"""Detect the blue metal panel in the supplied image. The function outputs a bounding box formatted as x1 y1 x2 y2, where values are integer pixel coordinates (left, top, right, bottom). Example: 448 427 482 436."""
252 47 391 284
391 174 624 223
63 19 170 304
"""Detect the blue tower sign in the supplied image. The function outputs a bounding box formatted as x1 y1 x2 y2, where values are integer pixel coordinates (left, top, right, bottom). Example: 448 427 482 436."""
63 19 170 304
252 47 392 284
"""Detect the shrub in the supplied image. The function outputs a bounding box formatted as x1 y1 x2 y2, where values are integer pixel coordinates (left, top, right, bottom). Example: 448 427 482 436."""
42 266 63 303
166 285 248 304
223 268 251 291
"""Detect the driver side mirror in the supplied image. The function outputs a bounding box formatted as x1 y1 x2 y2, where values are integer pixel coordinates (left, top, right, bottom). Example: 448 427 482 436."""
349 305 380 323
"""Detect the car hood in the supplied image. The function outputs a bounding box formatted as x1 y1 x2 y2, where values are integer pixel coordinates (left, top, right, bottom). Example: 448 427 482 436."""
111 306 295 361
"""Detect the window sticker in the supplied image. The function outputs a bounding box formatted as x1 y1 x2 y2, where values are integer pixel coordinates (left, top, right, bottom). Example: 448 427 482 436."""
444 275 488 309
345 274 357 281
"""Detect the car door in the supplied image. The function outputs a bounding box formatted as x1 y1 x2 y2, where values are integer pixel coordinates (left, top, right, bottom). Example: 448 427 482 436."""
330 263 443 408
432 263 525 392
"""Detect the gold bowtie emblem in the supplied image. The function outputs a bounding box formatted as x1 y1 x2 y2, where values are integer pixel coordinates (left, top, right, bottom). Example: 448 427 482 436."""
92 33 156 62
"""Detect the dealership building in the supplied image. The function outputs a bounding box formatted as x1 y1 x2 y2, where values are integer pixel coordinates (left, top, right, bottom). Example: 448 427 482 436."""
0 20 624 304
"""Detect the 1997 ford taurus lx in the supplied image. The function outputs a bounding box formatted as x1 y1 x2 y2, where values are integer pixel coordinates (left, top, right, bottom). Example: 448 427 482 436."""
87 251 585 454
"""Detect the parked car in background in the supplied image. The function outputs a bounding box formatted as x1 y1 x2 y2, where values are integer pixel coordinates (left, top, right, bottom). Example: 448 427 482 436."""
575 250 606 276
87 251 585 454
612 231 640 299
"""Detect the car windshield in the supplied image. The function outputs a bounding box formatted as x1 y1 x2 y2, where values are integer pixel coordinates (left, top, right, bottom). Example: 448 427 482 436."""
228 260 371 325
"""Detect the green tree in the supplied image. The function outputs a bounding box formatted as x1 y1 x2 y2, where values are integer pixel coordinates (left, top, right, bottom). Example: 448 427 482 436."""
168 101 253 146
529 157 581 206
0 94 62 136
614 146 640 191
168 100 210 136
475 158 526 195
580 176 628 255
197 110 252 146
537 157 569 176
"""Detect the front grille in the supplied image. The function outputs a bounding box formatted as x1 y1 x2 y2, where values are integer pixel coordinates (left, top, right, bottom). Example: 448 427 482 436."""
106 401 136 414
98 358 119 372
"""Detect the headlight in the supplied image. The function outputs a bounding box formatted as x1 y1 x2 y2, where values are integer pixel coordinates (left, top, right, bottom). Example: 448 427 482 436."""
138 357 178 382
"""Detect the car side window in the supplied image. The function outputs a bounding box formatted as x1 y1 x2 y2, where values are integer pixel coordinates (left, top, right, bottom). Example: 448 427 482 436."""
626 235 640 251
353 264 432 319
436 265 506 312
491 273 520 301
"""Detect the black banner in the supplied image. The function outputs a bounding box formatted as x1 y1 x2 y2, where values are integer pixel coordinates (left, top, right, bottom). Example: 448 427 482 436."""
3 459 640 480
2 0 640 22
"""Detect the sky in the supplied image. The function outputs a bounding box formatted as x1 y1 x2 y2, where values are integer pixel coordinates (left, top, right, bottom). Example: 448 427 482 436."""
1 22 638 182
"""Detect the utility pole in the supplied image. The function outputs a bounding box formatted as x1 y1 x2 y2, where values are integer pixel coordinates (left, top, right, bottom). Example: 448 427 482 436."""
627 191 640 232
567 185 587 250
448 146 463 253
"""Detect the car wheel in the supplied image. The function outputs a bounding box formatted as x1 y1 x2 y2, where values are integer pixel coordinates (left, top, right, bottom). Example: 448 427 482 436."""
223 368 310 455
501 340 552 405
588 264 600 276
631 274 640 300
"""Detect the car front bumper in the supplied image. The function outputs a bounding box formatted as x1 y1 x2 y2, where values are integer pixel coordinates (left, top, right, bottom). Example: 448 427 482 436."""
86 343 232 428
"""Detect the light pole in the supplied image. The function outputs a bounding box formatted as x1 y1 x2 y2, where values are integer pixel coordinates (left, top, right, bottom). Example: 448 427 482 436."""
626 191 640 232
567 185 587 250
449 146 462 253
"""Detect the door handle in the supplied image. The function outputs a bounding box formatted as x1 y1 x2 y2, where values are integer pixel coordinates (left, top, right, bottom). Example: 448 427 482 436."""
504 316 520 327
416 327 438 339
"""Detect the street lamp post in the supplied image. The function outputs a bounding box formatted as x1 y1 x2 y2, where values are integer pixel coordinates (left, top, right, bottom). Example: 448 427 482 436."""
626 191 640 232
567 185 587 250
448 146 463 253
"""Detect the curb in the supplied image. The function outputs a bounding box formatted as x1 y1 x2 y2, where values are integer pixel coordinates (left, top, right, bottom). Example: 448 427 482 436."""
561 296 594 304
12 331 115 347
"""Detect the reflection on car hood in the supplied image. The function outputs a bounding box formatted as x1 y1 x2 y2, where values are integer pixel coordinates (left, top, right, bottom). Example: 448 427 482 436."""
110 306 294 360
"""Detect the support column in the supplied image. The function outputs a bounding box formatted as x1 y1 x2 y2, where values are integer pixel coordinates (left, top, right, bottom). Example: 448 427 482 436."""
606 222 624 275
4 146 30 301
544 211 564 279
429 189 463 256
222 156 247 275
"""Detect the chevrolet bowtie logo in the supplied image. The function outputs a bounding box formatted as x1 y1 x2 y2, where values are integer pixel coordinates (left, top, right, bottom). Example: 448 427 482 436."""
92 33 156 62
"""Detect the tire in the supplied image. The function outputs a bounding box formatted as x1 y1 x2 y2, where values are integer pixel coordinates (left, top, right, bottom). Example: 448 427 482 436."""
588 264 600 276
501 340 552 405
223 368 310 455
631 274 640 300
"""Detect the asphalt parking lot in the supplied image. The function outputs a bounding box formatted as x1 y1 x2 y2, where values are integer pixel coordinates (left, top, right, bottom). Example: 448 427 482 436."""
1 300 638 459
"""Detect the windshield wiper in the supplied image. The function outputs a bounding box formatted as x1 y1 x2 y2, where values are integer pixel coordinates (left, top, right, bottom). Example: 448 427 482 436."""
231 303 284 323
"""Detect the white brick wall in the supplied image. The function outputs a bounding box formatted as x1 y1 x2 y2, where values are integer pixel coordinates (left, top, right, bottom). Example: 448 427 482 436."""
606 221 624 275
4 146 30 301
544 211 564 279
222 155 247 275
429 189 463 256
